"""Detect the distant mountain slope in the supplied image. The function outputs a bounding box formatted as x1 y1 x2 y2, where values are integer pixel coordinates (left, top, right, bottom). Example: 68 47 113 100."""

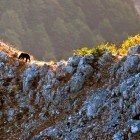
133 0 140 16
0 0 139 60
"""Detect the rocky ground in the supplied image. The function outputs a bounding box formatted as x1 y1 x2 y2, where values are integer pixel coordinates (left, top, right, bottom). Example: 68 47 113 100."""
0 42 140 140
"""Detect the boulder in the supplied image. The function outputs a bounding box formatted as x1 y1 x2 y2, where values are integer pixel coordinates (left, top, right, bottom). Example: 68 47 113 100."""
113 131 124 140
78 55 95 65
0 51 8 62
77 63 94 78
67 56 81 67
123 55 139 73
23 64 39 91
128 44 140 55
7 108 15 122
83 89 107 118
98 52 113 66
69 73 85 93
131 120 140 133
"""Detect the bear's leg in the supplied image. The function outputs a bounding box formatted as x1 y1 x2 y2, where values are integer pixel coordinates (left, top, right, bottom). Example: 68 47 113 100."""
26 57 28 62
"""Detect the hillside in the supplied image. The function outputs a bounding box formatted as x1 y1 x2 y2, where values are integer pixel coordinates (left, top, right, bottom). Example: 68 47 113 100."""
0 39 140 139
133 0 140 16
0 0 139 60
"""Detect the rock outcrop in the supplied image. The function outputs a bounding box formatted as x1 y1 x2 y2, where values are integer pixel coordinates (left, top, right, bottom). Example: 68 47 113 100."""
0 43 140 140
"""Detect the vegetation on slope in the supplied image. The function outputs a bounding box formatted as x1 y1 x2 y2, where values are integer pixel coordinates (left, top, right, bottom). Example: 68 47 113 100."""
74 34 140 57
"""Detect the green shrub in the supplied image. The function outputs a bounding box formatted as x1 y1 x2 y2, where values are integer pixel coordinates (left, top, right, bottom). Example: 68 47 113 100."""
74 34 140 57
119 34 140 55
74 43 117 57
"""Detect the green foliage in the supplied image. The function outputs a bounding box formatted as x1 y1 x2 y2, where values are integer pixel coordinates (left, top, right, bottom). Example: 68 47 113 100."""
74 34 140 57
119 34 140 55
74 43 117 57
74 46 94 56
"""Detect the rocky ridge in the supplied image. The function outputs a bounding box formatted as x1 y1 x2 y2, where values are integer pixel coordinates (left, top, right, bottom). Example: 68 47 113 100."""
0 42 140 140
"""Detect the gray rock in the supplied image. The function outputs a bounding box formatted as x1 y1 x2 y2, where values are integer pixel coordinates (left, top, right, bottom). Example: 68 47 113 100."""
7 108 15 122
47 70 55 84
119 81 128 93
106 110 121 131
23 64 39 91
111 88 120 97
39 64 49 76
65 65 76 74
128 44 140 55
15 92 30 108
122 91 129 100
64 128 82 140
119 74 140 99
14 61 20 67
113 131 124 140
79 55 95 65
28 105 36 116
123 55 139 73
69 73 85 93
119 98 124 110
57 60 66 68
42 85 53 101
46 127 59 137
131 100 140 118
39 112 47 121
98 52 113 66
0 51 8 62
131 120 140 133
83 89 107 118
67 56 81 67
135 83 140 98
5 65 15 78
33 126 60 139
35 93 41 105
23 119 38 132
0 62 4 70
77 63 94 78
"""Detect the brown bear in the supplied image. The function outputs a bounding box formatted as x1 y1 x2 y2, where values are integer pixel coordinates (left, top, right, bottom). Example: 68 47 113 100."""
18 53 30 62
